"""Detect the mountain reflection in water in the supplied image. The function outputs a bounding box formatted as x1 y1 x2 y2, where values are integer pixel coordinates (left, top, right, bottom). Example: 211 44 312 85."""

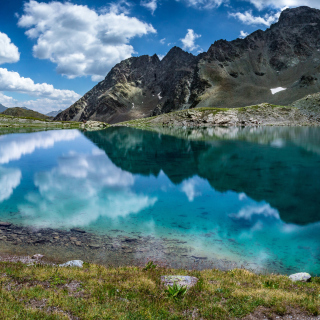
85 126 320 225
0 127 320 273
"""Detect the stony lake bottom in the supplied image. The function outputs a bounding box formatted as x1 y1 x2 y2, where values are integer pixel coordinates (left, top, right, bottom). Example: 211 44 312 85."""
0 126 319 275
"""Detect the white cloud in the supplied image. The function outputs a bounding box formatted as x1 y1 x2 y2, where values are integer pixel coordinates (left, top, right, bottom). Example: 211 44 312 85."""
230 203 280 221
239 30 249 39
141 0 157 14
177 0 226 9
0 167 22 202
0 130 80 164
18 0 156 81
180 29 201 51
0 68 80 113
181 177 201 201
0 93 76 114
0 32 20 64
229 10 281 26
238 192 247 201
158 54 165 60
0 68 80 101
19 150 157 228
244 0 320 10
160 38 166 44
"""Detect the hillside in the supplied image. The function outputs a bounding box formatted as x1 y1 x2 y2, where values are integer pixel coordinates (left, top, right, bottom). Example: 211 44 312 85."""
56 6 320 124
2 107 49 120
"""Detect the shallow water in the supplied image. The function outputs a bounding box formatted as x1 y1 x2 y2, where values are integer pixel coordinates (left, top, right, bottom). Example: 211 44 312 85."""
0 126 320 274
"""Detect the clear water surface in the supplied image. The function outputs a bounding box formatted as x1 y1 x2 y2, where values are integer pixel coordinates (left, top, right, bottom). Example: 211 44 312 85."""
0 126 320 274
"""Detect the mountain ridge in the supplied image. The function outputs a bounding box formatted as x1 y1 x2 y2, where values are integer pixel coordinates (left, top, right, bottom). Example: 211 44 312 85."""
55 6 320 124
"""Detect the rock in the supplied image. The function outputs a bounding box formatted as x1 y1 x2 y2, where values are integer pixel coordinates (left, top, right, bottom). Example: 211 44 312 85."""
161 275 198 288
289 272 311 282
32 254 44 260
59 260 83 268
89 244 100 249
0 222 12 227
70 228 86 233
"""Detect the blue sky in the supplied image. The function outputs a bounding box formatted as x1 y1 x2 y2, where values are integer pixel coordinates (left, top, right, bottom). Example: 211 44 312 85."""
0 0 319 114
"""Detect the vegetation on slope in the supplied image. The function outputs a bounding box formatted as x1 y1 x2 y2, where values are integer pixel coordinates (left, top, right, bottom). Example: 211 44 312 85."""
0 261 319 319
1 107 50 120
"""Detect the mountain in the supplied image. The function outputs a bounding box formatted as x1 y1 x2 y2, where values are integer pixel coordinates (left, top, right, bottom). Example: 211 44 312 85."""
46 109 63 117
56 6 320 124
2 107 49 120
0 104 7 113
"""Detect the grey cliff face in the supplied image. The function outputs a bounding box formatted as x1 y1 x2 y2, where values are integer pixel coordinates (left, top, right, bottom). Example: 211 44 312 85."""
55 6 320 124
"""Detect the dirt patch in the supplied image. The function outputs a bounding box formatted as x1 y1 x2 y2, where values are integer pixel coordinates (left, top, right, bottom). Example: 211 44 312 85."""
241 306 320 320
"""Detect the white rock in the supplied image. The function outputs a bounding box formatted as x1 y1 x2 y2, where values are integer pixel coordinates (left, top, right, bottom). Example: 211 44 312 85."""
59 260 83 268
161 275 198 288
32 254 44 260
289 272 311 282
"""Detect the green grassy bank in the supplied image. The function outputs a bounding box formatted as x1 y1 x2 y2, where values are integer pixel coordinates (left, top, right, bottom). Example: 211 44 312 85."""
0 261 319 319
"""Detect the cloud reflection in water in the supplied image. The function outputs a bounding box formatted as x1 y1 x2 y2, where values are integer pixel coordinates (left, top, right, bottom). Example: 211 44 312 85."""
19 149 157 228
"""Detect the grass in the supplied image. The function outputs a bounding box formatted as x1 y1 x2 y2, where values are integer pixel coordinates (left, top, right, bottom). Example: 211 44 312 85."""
0 113 84 129
0 262 319 319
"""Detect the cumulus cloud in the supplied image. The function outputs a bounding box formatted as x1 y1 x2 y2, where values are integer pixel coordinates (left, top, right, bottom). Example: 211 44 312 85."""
18 0 156 81
19 150 157 228
0 167 22 202
229 10 281 26
160 38 166 44
0 68 80 113
0 93 77 114
181 177 201 201
180 29 201 51
0 130 80 164
141 0 158 14
0 32 20 64
0 68 80 101
244 0 320 10
230 203 280 221
177 0 225 9
239 30 249 39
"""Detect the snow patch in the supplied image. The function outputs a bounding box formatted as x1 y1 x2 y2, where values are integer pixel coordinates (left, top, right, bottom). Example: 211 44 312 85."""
271 87 286 94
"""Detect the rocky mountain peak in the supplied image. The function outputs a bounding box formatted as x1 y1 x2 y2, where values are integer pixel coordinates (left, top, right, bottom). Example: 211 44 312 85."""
277 6 320 27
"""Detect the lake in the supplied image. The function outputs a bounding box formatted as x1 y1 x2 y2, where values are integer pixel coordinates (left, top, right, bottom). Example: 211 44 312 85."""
0 126 320 274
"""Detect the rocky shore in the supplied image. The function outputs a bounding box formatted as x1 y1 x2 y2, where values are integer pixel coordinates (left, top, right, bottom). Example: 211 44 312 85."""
0 221 237 271
113 103 320 129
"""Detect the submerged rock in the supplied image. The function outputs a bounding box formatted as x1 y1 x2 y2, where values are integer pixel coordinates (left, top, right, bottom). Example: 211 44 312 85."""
59 260 83 268
161 275 198 288
0 222 12 227
70 228 86 233
289 272 311 282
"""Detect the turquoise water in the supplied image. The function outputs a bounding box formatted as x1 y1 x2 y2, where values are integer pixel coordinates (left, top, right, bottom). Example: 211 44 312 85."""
0 126 320 274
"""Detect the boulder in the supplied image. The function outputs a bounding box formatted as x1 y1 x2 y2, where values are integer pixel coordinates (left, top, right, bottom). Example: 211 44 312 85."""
59 260 83 268
289 272 311 282
161 275 198 288
32 254 44 260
